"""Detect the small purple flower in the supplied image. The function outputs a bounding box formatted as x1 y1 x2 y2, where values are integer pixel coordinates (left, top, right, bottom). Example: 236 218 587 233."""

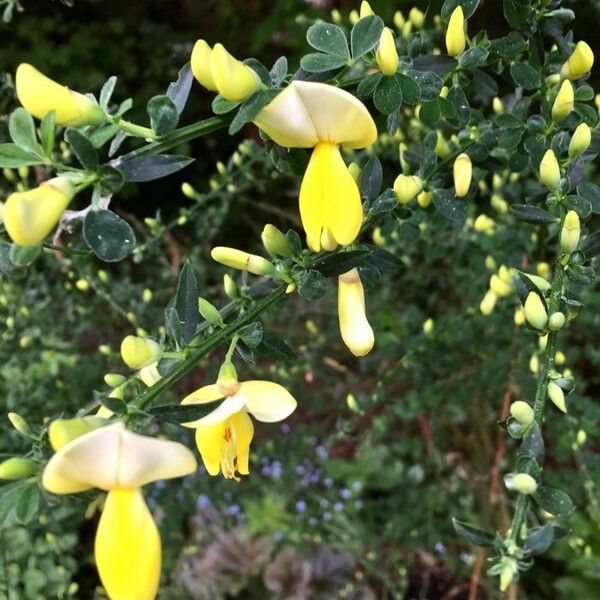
340 488 352 500
196 494 211 510
280 423 291 435
354 500 364 510
309 517 318 526
295 500 307 513
227 504 241 516
333 502 344 512
435 542 447 554
323 511 333 521
324 477 333 488
319 499 329 508
273 531 284 542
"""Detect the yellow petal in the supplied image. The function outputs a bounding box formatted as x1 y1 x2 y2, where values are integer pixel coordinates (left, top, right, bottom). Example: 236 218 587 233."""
16 63 104 126
139 362 162 388
229 410 254 475
191 40 218 91
300 143 362 251
4 177 74 246
338 268 374 357
552 80 574 122
182 395 246 428
42 423 197 493
239 380 297 422
254 81 377 149
211 43 260 102
180 383 224 405
194 421 226 476
95 489 161 600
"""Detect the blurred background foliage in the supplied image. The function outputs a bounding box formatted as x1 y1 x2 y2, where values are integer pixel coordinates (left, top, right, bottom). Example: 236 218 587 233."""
0 1 599 599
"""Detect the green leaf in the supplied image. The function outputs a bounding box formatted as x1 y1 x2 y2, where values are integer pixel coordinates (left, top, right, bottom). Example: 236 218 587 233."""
39 111 56 156
360 156 382 202
99 76 117 110
574 84 594 102
0 481 40 528
510 62 540 89
357 72 383 97
83 209 137 262
117 154 194 182
9 244 41 267
14 482 40 525
441 0 480 20
174 260 200 343
255 332 298 361
489 31 526 58
298 269 328 301
433 189 468 220
446 86 470 127
564 195 592 219
534 486 574 518
229 89 280 135
523 524 555 555
269 56 288 86
370 189 397 215
9 108 43 156
147 95 179 136
503 0 531 30
212 95 241 114
65 128 99 168
580 231 600 259
0 144 44 169
577 181 600 214
238 322 263 348
311 249 371 277
396 74 420 105
300 53 348 73
96 392 128 415
306 22 349 58
566 264 596 286
166 63 193 115
419 99 441 126
373 76 403 115
452 518 497 548
350 15 384 59
149 402 219 424
459 47 488 69
510 204 556 223
520 423 545 463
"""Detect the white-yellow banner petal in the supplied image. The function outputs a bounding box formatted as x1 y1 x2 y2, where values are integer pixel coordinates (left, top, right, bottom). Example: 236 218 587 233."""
42 423 197 493
254 81 377 149
180 383 224 405
240 380 297 423
95 488 161 600
182 395 246 428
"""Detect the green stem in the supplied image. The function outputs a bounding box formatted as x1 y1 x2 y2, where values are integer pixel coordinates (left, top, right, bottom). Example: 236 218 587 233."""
116 119 157 140
132 285 286 410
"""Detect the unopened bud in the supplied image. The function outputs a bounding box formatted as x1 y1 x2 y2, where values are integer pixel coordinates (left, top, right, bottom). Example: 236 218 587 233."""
560 210 580 254
492 97 503 114
568 123 591 158
561 41 594 80
434 131 450 158
104 373 126 388
489 274 512 297
120 335 163 369
142 288 153 303
555 350 566 365
8 412 32 437
393 174 422 204
261 224 293 257
480 290 497 316
576 429 587 446
348 162 361 183
140 362 161 387
552 80 574 122
506 472 538 495
198 297 225 327
0 457 38 480
346 393 359 412
530 353 539 373
223 274 238 299
376 27 399 76
338 268 374 357
514 307 525 326
446 6 466 57
499 559 517 592
548 380 567 412
548 312 565 331
524 292 548 330
417 191 433 208
423 318 434 335
211 247 275 276
453 153 472 197
510 401 534 426
409 7 425 28
539 149 560 189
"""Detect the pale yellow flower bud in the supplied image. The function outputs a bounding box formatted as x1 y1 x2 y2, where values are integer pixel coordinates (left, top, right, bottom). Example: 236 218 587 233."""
48 417 107 451
349 9 359 25
409 7 425 28
492 97 503 114
524 292 548 330
474 214 495 234
548 380 566 412
509 473 538 494
537 262 551 279
393 10 405 29
8 412 32 437
331 9 342 24
120 336 163 369
75 279 89 292
555 350 566 365
453 153 472 197
338 268 374 357
0 457 38 480
568 123 591 158
223 274 238 299
489 274 512 297
359 1 374 18
539 149 560 190
548 312 565 331
211 43 261 102
417 191 433 208
560 210 580 254
480 290 497 316
529 353 539 373
576 429 587 446
514 307 525 326
510 401 534 426
434 131 451 158
446 6 466 57
393 174 422 204
4 177 74 247
552 80 574 122
561 41 594 80
376 28 399 76
198 298 225 328
104 373 126 388
16 64 104 126
499 559 517 592
261 224 293 257
211 247 275 276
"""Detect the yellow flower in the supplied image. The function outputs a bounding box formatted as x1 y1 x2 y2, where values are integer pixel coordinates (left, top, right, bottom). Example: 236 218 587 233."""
180 378 297 479
376 28 399 76
479 290 497 316
539 149 560 189
453 153 472 197
254 81 377 251
359 1 374 18
42 423 196 600
409 7 425 29
191 40 261 102
4 177 74 246
120 335 163 369
552 80 574 122
524 292 548 330
446 7 466 57
568 123 591 158
561 41 594 80
560 210 580 254
393 174 422 204
16 64 104 126
338 268 374 357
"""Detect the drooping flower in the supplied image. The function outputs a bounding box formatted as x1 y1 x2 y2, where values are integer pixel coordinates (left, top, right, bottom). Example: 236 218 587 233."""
42 423 197 600
4 177 74 246
191 40 261 102
180 368 297 480
338 268 374 357
254 81 377 251
16 64 104 126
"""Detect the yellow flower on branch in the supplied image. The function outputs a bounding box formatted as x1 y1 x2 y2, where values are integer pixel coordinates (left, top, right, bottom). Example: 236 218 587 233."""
43 423 196 600
446 6 466 57
376 28 399 76
4 177 74 246
338 268 374 357
16 64 104 126
561 41 594 80
551 80 574 122
180 370 297 480
254 81 377 251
